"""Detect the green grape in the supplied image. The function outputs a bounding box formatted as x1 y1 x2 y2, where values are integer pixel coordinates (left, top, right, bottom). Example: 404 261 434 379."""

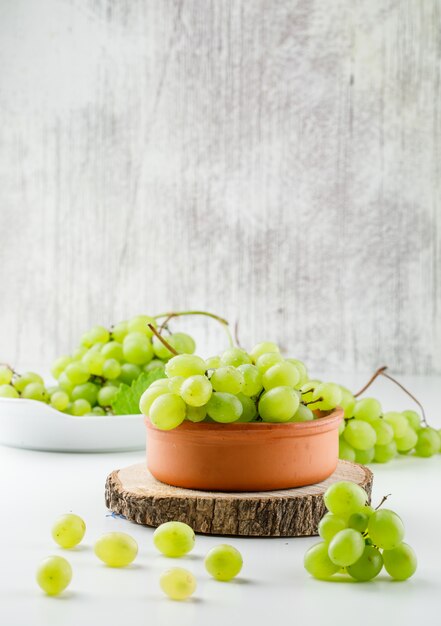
111 320 128 343
255 352 284 373
72 346 88 360
309 383 342 411
81 325 110 347
237 364 263 397
21 383 48 402
347 545 383 581
382 543 417 580
152 335 176 360
123 332 154 365
58 372 75 394
153 521 195 557
328 528 365 567
318 513 347 542
402 410 421 431
304 542 339 580
324 481 368 518
204 544 243 581
343 420 377 451
144 359 165 373
414 427 441 457
71 382 99 406
372 419 394 445
0 365 13 385
169 332 196 355
179 375 212 407
91 406 106 415
206 392 243 423
51 356 73 379
374 441 397 463
289 403 314 422
82 350 105 376
367 509 404 549
186 405 206 422
205 356 221 370
88 342 106 354
127 315 156 337
220 348 252 367
0 384 19 398
168 376 185 394
150 393 187 430
119 363 142 384
97 386 118 407
94 532 138 567
383 412 408 438
160 568 196 601
354 447 375 464
165 355 207 378
338 419 345 435
262 361 299 390
52 513 86 548
139 382 170 415
50 390 70 411
102 358 121 380
65 362 90 385
285 358 309 387
210 366 244 394
259 386 299 423
339 438 356 461
338 386 356 418
236 393 257 422
347 511 370 533
395 427 418 453
299 380 321 403
36 556 72 596
353 398 382 423
250 342 280 363
101 341 124 361
71 399 92 416
14 371 44 392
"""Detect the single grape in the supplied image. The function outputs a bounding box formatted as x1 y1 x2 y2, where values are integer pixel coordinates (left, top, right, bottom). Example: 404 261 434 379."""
347 511 370 533
71 382 99 406
101 341 124 362
153 521 195 557
402 410 421 431
21 383 48 402
339 438 356 461
250 342 280 363
354 447 375 464
206 392 243 423
204 544 243 581
220 348 252 367
111 320 128 343
14 371 44 392
373 441 397 463
304 542 339 580
82 350 105 376
169 332 196 355
127 315 156 337
123 332 154 365
236 393 257 422
353 398 382 423
367 509 404 550
372 419 394 445
186 405 206 422
97 386 118 408
210 366 244 394
382 543 417 580
71 399 92 416
258 386 299 422
144 359 165 373
50 390 70 411
51 356 73 379
160 568 196 601
205 356 221 370
262 361 299 390
395 427 418 453
139 382 170 415
0 384 19 398
58 372 75 394
165 355 207 378
347 545 383 581
91 406 106 415
255 352 284 373
52 514 86 548
102 358 122 380
414 427 441 457
36 556 72 596
150 393 187 430
237 364 263 397
285 358 309 387
119 363 142 384
81 325 110 347
0 365 13 385
318 513 347 543
309 383 342 411
94 532 138 567
324 481 368 518
290 403 314 422
299 380 321 403
65 363 90 385
343 420 377 451
338 386 356 418
179 375 212 407
328 528 365 567
383 412 408 438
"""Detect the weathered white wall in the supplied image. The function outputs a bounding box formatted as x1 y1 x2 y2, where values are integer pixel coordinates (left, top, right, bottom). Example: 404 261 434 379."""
0 0 440 374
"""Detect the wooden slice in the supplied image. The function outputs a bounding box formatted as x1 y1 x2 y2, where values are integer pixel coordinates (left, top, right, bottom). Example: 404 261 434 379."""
105 460 373 537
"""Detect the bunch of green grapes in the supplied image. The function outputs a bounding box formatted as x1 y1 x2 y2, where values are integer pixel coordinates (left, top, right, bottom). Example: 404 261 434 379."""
0 315 195 416
304 481 417 582
139 341 344 429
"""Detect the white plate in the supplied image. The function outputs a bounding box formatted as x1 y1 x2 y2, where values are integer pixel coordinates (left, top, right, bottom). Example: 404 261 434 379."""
0 398 145 452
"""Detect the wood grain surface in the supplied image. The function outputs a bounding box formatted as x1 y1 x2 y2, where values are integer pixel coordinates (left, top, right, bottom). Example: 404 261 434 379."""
0 1 440 373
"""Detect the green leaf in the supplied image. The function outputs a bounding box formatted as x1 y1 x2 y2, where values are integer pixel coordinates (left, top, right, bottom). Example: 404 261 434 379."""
111 368 166 415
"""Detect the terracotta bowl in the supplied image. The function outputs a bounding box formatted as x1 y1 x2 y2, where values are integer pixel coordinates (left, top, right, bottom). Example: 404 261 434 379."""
145 409 343 492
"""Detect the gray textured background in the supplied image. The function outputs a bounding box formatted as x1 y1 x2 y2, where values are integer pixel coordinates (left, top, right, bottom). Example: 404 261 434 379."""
0 0 440 374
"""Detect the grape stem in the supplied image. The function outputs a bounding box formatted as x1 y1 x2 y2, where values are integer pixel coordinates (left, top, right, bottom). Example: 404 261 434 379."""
154 310 234 348
375 494 391 510
353 365 429 427
148 324 179 356
234 320 242 348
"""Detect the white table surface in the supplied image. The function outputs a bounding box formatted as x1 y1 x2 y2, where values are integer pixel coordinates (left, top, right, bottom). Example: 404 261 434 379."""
0 373 440 626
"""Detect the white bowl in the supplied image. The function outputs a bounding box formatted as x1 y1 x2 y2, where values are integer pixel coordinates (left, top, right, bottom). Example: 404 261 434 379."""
0 398 145 452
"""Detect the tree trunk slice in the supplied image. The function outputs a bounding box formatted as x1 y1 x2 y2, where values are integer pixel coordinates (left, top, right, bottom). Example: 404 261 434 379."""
105 460 373 537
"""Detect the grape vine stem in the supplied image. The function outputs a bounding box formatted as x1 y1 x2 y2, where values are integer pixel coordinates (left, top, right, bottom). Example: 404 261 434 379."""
154 310 234 348
148 324 178 356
